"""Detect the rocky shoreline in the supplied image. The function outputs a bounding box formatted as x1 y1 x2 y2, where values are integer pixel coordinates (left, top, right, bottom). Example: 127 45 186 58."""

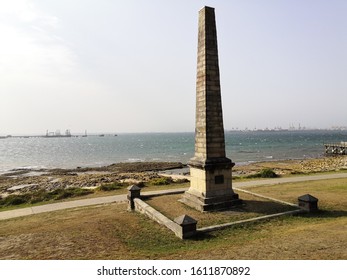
0 162 184 198
1 156 347 198
233 155 347 176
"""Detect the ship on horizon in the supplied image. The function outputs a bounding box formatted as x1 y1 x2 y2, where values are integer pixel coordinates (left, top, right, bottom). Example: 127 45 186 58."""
44 129 72 138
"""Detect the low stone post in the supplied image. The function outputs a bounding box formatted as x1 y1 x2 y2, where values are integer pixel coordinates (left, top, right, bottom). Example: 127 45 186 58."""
298 194 319 212
174 215 197 239
127 185 141 211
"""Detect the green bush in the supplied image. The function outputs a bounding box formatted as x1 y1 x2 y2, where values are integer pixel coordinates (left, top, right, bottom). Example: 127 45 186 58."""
0 194 31 206
28 190 47 204
259 168 278 178
174 178 189 184
149 177 173 186
97 182 128 191
48 188 93 200
246 168 278 179
4 195 29 206
0 187 94 208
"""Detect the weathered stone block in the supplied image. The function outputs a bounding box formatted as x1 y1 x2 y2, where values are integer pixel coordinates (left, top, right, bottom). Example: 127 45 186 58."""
298 194 319 212
127 185 141 210
174 215 198 239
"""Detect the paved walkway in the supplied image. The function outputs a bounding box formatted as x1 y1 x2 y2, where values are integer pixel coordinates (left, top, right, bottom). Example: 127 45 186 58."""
233 172 347 188
1 173 347 221
0 188 186 221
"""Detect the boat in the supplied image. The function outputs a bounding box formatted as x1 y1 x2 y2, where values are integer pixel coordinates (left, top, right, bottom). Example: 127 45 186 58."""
44 129 72 138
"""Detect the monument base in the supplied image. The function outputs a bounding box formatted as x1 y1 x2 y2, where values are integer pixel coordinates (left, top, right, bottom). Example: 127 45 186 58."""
180 191 241 212
180 163 242 212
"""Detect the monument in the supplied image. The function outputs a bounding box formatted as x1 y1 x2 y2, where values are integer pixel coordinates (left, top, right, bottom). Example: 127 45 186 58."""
181 6 241 211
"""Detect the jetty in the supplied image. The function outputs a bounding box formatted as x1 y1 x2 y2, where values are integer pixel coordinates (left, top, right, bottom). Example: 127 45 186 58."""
324 142 347 155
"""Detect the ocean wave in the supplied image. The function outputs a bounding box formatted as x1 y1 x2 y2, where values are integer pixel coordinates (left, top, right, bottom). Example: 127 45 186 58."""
238 150 257 154
12 165 47 171
127 158 144 162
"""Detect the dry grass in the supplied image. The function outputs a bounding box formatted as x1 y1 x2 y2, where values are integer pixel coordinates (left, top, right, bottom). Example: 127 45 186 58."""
145 193 295 228
246 178 347 210
0 178 346 260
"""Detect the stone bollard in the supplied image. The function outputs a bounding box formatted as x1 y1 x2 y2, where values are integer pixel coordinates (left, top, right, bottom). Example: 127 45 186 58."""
174 215 197 239
127 185 141 211
298 194 319 213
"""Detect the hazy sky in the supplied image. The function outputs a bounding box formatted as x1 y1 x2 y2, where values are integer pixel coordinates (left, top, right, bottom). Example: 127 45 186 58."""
1 0 346 134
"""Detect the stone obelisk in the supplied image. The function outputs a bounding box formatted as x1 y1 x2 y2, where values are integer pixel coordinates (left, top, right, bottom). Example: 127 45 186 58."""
181 6 240 212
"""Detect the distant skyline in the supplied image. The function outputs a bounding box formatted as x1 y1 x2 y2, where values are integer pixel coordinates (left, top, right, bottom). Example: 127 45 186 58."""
1 0 346 134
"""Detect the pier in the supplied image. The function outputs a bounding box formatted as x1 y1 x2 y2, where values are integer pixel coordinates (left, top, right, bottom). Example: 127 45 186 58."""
324 142 347 155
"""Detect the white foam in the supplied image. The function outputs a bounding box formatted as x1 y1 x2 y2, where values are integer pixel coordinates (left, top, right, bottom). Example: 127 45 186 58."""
127 158 144 162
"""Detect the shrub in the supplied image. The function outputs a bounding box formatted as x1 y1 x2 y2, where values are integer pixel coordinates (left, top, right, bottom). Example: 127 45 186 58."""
5 195 29 205
0 194 30 206
0 188 94 208
246 168 278 179
48 188 93 200
53 189 74 200
29 190 48 204
259 168 278 178
97 182 128 191
149 177 173 186
45 188 93 200
173 178 189 184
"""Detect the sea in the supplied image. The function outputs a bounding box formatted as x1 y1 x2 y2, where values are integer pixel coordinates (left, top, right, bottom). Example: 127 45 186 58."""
1 130 347 172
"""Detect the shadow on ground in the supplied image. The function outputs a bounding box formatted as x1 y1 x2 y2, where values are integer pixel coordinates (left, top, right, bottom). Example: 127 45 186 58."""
300 209 347 219
221 199 296 215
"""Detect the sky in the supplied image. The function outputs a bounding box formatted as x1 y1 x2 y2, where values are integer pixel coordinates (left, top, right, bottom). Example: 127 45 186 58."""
0 0 346 134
